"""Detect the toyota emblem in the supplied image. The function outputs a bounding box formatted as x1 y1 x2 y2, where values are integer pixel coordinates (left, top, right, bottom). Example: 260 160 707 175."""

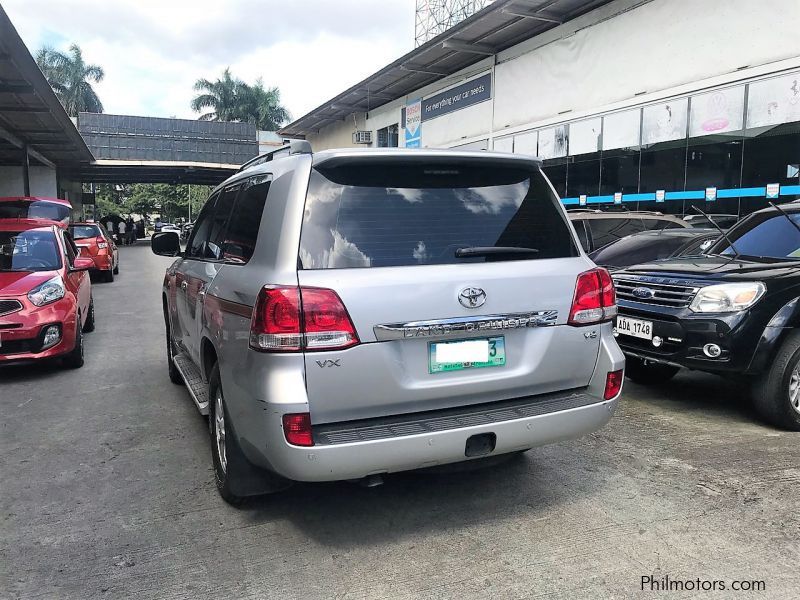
458 287 487 308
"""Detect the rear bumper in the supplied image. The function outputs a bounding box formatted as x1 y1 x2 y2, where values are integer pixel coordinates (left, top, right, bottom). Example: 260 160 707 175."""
264 392 617 482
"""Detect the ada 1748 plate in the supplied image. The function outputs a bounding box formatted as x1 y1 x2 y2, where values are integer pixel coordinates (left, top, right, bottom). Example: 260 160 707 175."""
429 336 506 374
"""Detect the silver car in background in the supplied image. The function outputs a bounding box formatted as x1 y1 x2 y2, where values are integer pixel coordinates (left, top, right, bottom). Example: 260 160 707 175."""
152 142 625 505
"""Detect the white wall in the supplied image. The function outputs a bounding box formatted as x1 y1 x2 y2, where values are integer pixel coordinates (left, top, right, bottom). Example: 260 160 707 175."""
0 165 57 197
307 0 800 152
493 0 800 131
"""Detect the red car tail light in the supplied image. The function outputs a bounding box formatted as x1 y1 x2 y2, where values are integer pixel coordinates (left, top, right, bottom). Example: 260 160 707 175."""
300 287 359 350
282 413 314 446
96 235 108 250
568 268 617 325
604 369 624 400
249 286 359 352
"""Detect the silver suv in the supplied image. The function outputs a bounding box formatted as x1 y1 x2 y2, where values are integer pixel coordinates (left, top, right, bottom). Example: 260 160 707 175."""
151 142 625 505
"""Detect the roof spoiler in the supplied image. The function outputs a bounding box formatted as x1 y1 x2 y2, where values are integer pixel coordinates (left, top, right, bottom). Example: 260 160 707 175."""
238 140 312 172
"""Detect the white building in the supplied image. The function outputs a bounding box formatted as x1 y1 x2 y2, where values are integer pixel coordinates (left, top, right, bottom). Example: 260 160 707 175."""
280 0 800 216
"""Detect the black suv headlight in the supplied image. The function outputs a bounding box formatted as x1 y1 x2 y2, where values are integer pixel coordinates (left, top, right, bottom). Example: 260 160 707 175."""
689 282 765 313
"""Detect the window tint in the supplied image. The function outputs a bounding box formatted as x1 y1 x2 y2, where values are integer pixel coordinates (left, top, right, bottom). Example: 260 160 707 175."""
63 232 78 265
187 194 218 258
222 175 270 264
299 164 576 269
590 234 691 268
0 229 61 272
715 212 800 259
571 219 591 252
69 225 101 240
586 218 644 250
206 185 240 260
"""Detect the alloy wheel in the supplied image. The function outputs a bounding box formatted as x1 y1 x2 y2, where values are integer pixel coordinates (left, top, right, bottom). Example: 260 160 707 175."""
789 362 800 415
214 391 227 474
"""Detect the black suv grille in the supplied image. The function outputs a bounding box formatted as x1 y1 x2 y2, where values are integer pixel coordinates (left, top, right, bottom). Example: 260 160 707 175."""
613 277 700 308
0 299 23 317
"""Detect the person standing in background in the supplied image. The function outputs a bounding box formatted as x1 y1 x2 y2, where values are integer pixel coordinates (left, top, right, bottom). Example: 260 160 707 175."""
117 219 127 245
106 218 114 234
126 217 136 245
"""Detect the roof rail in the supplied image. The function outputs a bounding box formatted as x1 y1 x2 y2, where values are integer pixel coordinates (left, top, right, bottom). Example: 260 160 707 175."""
238 140 312 172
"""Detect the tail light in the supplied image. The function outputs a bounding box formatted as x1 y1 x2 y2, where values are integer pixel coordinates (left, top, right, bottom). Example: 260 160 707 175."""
249 286 359 352
282 413 314 446
96 236 108 250
604 369 624 400
568 268 617 325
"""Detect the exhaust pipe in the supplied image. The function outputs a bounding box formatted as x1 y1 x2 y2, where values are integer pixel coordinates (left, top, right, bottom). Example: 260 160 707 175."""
358 474 385 488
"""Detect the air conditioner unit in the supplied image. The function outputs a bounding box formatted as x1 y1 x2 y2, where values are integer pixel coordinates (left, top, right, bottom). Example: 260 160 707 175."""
352 130 372 144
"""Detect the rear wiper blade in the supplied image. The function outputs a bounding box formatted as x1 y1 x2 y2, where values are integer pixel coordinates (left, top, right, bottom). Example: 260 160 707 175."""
455 246 539 258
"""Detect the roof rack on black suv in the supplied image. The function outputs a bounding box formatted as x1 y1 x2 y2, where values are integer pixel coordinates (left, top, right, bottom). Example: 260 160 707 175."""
238 139 312 172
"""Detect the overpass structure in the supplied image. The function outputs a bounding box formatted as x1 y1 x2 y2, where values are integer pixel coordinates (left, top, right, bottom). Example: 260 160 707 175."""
0 5 257 215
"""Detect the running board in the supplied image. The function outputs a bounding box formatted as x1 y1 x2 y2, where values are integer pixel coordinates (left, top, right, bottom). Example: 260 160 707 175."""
172 352 210 415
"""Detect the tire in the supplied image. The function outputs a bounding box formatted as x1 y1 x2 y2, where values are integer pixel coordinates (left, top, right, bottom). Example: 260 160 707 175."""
624 356 680 385
166 326 184 385
113 258 119 275
63 315 85 369
83 296 95 333
103 268 114 283
208 364 248 506
752 331 800 431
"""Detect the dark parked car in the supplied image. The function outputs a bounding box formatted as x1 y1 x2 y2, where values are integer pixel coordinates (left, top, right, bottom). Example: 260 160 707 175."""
589 228 719 272
683 214 739 229
612 202 800 430
568 210 690 253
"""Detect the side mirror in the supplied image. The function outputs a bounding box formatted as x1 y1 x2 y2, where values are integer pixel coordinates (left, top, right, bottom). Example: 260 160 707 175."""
72 257 94 271
151 231 181 257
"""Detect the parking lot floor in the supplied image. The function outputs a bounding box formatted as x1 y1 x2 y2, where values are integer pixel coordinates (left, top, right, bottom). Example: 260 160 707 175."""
1 242 799 599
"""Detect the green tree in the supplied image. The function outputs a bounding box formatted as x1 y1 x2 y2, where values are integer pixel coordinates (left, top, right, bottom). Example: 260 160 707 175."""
35 44 104 116
191 69 290 129
190 68 241 122
237 79 290 130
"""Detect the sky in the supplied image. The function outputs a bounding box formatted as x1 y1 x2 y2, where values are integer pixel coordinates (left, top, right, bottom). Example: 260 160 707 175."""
3 0 416 125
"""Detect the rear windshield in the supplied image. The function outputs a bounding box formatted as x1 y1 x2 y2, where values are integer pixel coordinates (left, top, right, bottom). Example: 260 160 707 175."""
69 225 101 240
0 200 70 223
589 234 692 268
298 163 576 269
0 230 62 272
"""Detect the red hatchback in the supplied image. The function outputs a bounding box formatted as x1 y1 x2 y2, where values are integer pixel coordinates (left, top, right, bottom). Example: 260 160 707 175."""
69 222 119 282
0 221 95 368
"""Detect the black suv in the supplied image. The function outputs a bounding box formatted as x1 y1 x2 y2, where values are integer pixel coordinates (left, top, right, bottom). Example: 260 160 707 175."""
612 202 800 430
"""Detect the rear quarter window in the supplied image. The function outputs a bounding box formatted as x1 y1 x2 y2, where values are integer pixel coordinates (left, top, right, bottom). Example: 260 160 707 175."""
299 163 576 269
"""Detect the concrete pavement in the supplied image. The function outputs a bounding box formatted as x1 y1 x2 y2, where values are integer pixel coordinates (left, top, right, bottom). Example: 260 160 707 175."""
1 243 798 599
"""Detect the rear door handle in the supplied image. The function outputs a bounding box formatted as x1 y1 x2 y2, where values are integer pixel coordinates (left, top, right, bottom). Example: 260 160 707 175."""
181 281 188 290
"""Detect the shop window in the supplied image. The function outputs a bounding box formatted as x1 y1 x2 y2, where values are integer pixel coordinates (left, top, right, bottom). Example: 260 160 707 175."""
685 135 743 216
600 149 640 196
514 130 537 156
740 121 800 212
542 160 567 198
494 136 513 153
567 154 601 197
642 99 688 145
538 125 567 160
377 124 399 148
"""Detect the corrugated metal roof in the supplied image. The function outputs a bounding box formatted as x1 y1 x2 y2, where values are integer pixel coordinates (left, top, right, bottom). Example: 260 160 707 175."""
0 5 94 167
279 0 613 137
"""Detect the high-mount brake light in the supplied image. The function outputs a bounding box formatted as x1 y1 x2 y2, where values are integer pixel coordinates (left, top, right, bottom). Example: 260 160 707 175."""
568 267 617 326
249 286 359 352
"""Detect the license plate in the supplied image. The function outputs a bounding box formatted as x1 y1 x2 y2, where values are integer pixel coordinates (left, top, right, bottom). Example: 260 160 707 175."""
616 315 653 340
429 337 505 374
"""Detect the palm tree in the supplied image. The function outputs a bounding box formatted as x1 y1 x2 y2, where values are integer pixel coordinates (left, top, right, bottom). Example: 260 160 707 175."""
36 44 104 116
191 70 290 129
190 68 242 122
236 79 290 130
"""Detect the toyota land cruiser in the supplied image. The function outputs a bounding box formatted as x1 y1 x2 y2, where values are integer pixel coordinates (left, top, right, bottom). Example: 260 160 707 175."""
151 142 625 504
